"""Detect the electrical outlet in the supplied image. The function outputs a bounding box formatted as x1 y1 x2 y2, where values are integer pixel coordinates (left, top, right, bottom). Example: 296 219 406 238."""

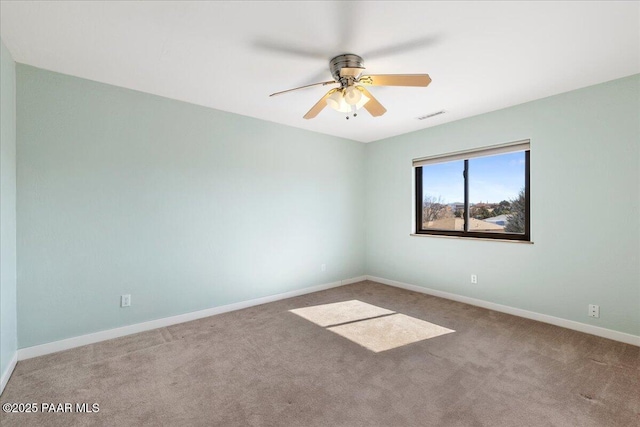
588 304 599 318
321 264 326 272
121 294 131 308
470 274 478 284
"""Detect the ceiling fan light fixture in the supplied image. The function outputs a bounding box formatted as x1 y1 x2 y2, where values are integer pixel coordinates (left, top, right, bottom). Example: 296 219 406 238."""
326 87 370 114
326 90 352 113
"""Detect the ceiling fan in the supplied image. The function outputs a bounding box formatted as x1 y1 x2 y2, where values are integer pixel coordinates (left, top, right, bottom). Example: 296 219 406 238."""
269 54 431 120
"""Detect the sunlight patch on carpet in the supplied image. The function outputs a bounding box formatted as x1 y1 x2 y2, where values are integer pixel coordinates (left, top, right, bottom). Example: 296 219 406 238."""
327 314 455 353
289 300 394 327
291 300 455 352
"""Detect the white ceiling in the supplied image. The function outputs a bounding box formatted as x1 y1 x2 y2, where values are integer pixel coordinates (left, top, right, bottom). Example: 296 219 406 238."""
1 1 638 143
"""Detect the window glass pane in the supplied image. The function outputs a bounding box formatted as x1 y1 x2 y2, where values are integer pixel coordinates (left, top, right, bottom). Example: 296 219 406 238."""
420 160 465 231
468 151 525 234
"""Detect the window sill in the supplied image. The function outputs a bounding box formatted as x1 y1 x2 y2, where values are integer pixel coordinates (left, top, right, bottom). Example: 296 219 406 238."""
410 233 534 244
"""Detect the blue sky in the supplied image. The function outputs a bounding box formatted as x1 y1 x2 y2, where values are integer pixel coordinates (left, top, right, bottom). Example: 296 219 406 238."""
421 152 525 204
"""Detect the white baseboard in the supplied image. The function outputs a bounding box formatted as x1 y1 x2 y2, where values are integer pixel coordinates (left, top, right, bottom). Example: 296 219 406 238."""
18 276 366 361
366 275 640 347
342 275 367 285
1 352 18 396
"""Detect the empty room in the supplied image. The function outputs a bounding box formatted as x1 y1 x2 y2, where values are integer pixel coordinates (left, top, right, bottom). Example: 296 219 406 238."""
0 1 638 426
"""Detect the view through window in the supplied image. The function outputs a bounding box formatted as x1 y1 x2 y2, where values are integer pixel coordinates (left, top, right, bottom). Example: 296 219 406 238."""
414 142 530 241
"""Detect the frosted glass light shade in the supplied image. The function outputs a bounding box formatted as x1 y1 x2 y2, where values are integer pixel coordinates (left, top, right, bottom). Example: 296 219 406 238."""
326 90 343 110
354 89 370 110
344 86 362 105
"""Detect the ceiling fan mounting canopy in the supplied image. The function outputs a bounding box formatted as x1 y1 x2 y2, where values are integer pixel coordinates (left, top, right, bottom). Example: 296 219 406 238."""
330 53 365 81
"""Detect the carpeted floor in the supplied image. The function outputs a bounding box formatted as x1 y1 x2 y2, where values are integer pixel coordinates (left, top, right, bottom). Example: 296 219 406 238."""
1 281 638 426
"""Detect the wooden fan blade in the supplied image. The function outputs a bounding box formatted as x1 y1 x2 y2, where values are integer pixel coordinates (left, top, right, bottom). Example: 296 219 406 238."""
357 86 387 117
270 80 338 97
303 88 339 119
340 67 365 78
359 74 432 87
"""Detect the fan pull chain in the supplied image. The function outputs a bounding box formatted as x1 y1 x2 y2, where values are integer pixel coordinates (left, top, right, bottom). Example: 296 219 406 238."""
346 104 358 120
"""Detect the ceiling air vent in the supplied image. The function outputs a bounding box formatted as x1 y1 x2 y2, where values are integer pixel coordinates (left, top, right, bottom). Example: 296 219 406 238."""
416 110 446 120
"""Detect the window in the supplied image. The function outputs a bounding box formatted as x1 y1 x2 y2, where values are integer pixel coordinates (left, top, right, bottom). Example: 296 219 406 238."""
413 140 530 241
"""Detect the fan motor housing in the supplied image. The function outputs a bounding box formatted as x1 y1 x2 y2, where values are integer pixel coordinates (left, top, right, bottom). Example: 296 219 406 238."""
330 54 365 81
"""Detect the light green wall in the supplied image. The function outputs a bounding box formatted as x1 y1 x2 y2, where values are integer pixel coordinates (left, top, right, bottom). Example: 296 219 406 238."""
16 65 365 348
1 40 18 378
14 63 640 348
365 74 640 336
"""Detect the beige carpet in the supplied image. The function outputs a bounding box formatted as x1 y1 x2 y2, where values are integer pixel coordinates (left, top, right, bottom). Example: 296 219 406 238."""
1 281 638 426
